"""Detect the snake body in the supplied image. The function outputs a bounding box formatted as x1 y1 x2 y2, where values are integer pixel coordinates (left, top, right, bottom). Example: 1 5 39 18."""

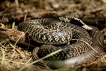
18 18 104 68
18 18 91 45
44 27 104 68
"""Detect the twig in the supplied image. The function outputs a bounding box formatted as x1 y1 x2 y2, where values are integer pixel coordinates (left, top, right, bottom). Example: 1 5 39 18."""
15 0 19 7
0 44 5 65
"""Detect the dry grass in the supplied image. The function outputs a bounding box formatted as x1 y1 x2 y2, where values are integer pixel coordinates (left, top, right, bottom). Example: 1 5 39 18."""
0 40 106 71
0 0 106 71
0 41 32 71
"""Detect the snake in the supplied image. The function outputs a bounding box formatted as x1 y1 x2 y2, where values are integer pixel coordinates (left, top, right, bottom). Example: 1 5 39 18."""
18 18 104 68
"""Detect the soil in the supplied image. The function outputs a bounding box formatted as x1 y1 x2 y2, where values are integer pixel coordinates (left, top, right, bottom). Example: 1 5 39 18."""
0 0 106 71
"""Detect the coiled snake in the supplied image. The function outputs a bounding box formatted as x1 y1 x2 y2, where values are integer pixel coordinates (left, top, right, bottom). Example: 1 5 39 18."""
18 18 104 68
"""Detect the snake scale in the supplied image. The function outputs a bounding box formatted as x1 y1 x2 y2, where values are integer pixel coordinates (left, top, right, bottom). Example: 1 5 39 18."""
18 18 104 68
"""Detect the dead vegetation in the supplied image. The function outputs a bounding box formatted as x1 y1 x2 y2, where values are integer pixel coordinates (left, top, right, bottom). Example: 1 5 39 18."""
0 0 106 71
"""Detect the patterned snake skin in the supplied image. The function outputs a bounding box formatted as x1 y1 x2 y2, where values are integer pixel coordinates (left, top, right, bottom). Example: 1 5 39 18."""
18 18 104 68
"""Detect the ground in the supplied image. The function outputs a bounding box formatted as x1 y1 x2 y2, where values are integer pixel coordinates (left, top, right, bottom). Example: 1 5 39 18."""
0 0 106 71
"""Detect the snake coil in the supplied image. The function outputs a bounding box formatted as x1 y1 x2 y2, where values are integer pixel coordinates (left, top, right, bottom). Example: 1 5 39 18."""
18 18 104 68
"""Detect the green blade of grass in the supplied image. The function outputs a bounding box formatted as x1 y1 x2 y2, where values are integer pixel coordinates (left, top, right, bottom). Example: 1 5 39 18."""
12 21 15 29
19 48 63 71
